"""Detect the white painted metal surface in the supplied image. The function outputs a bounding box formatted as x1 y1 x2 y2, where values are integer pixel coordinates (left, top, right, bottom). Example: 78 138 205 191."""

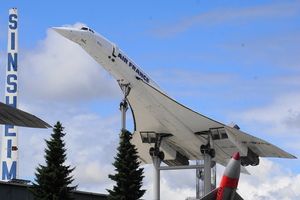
52 26 296 167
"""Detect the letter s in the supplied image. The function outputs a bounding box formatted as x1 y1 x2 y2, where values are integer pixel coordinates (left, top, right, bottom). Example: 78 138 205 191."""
9 14 18 30
7 74 17 93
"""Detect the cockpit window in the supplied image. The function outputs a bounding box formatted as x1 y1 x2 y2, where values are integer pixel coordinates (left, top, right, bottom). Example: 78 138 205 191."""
80 27 94 33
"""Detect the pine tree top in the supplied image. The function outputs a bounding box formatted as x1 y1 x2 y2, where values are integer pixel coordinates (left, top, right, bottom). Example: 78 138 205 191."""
107 129 146 200
30 121 77 200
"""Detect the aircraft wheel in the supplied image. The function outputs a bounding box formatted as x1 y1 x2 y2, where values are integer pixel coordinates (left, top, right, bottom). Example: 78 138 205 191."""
209 149 215 158
158 151 165 160
149 147 157 156
200 145 206 154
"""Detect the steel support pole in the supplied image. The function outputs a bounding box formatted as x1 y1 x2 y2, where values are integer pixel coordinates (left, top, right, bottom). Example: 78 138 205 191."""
119 84 130 140
204 153 212 195
152 155 161 200
120 99 128 130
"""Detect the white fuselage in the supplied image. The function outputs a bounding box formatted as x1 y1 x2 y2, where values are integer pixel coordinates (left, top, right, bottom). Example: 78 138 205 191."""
53 27 167 95
53 26 296 167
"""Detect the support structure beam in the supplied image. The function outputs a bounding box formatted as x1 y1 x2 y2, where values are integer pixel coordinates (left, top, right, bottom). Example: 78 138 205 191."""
152 155 162 200
119 83 130 131
159 164 204 170
204 153 212 195
120 99 128 130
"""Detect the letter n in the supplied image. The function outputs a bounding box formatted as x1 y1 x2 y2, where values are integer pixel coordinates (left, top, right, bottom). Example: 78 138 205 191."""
7 53 18 72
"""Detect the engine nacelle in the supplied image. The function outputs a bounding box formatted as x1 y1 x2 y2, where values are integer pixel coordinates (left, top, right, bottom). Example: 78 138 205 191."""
241 148 260 166
160 140 189 166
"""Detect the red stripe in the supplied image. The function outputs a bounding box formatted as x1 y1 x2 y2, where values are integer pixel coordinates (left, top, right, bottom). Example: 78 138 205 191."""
220 174 239 189
216 187 224 200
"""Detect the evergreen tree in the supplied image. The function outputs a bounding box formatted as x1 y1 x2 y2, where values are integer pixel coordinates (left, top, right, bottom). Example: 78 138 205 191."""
107 129 146 200
30 121 77 200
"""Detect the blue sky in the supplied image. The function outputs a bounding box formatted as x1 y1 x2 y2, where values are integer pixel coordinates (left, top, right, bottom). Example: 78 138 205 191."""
1 1 300 199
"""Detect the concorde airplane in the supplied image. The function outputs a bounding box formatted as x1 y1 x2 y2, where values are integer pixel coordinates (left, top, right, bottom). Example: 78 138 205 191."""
52 26 296 168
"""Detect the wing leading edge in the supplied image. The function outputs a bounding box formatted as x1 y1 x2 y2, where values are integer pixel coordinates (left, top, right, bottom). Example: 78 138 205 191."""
130 78 296 166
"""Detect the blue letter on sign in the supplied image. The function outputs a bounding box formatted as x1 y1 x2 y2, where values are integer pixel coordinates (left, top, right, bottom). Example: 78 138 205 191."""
2 161 17 180
7 74 17 93
5 125 16 137
11 32 16 50
9 14 18 30
7 53 18 72
5 96 17 108
7 140 12 158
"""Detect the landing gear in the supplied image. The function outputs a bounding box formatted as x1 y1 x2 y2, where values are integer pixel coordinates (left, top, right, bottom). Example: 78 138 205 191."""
149 147 165 160
119 83 131 140
200 139 216 195
200 144 215 158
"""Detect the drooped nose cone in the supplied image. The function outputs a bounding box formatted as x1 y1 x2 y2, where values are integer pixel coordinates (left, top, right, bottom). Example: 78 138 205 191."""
52 27 85 45
52 27 73 38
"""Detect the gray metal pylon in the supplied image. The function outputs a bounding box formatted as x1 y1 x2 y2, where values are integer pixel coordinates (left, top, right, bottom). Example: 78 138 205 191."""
197 133 217 198
196 159 216 199
152 155 162 200
196 160 204 198
119 83 131 131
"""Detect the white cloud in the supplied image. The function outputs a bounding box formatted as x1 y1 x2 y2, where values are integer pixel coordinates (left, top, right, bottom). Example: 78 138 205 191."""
230 92 300 139
19 23 120 104
238 158 300 199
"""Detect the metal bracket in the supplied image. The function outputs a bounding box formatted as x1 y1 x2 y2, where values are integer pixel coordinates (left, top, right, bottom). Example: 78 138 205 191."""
119 83 131 98
140 132 172 149
195 130 217 158
119 83 131 137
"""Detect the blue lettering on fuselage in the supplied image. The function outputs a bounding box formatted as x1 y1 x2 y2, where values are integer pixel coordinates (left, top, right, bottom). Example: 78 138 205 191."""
117 53 149 83
118 53 128 64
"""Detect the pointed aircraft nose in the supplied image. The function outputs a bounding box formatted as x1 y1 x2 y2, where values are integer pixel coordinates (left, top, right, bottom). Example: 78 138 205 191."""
52 27 86 45
51 27 73 39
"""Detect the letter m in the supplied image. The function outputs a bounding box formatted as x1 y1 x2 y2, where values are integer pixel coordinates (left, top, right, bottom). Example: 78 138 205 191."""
2 161 17 180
